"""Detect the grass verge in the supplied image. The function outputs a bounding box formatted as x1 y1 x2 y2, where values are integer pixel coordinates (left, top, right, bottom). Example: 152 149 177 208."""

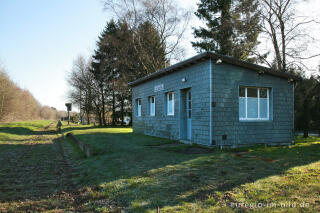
0 120 77 212
61 124 320 213
0 121 319 212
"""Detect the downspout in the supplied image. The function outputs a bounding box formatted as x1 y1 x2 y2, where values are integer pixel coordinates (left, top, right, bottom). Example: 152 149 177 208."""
209 57 213 145
292 82 295 143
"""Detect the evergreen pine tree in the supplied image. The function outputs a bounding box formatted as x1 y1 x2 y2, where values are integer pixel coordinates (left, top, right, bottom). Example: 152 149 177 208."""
109 20 167 124
192 0 261 62
134 21 167 77
90 19 167 125
90 20 117 126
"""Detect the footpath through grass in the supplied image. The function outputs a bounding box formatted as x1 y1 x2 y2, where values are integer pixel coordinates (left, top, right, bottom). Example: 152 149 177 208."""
0 121 319 212
61 124 320 212
0 120 76 212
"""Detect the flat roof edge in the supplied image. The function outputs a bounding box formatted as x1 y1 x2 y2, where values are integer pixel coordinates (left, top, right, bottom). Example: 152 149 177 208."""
128 52 300 87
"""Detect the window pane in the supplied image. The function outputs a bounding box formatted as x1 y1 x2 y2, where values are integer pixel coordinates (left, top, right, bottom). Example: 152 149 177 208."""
239 97 246 118
167 92 174 115
247 98 258 118
247 88 257 97
168 100 173 114
239 87 245 97
137 99 141 116
260 88 267 98
259 98 268 118
149 97 155 116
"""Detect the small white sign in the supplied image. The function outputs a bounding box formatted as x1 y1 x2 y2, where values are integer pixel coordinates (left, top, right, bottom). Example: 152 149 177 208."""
154 84 164 92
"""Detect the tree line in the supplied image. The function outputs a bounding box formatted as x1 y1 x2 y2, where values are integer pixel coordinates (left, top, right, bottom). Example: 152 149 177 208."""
192 0 320 135
67 0 184 126
67 0 320 135
0 68 65 122
68 20 167 125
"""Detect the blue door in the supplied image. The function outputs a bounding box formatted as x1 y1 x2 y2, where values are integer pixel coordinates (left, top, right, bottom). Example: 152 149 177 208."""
187 90 192 140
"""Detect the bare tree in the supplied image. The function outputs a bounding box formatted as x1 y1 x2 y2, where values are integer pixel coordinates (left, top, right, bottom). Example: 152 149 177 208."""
40 106 57 120
258 0 320 71
67 55 96 124
0 70 11 119
103 0 191 63
0 68 42 122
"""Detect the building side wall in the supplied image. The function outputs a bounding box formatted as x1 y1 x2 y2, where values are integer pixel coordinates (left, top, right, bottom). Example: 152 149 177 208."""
132 61 211 145
212 63 294 147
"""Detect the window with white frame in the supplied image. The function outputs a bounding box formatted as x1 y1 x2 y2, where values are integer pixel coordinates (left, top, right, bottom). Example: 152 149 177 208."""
136 99 141 117
167 92 174 116
149 96 155 116
239 87 270 120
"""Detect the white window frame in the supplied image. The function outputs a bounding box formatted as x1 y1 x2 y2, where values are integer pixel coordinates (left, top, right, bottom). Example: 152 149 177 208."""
239 87 270 121
167 92 174 116
136 99 141 117
149 96 155 116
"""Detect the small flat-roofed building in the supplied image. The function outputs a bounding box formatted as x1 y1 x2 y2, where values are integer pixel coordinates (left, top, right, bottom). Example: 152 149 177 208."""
129 52 299 147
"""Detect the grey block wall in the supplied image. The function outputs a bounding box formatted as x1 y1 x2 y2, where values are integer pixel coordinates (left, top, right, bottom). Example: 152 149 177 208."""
132 61 212 145
132 58 295 147
211 63 294 147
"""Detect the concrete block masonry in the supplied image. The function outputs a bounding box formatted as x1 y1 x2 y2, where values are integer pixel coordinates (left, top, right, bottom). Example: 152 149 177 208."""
131 52 297 147
66 133 91 157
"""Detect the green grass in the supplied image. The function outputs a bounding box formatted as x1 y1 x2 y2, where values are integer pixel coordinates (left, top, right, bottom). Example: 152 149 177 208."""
60 125 320 212
0 120 54 142
0 120 54 131
0 120 76 212
1 121 319 212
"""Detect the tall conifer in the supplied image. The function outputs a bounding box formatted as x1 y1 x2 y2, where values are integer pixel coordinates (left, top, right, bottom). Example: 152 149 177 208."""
192 0 261 62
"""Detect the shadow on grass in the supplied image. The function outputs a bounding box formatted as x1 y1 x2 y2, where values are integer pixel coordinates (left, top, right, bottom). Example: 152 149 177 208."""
61 126 98 133
65 132 320 212
0 127 57 136
0 138 74 202
61 125 132 134
1 124 319 212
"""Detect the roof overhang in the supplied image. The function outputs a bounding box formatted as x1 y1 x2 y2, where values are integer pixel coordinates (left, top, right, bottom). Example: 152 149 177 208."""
128 52 301 87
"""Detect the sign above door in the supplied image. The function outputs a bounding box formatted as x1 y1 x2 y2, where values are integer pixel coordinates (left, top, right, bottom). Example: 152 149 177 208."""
154 84 164 92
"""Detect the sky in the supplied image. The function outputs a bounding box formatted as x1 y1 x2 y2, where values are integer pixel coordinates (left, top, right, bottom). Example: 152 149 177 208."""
0 0 112 110
0 0 319 111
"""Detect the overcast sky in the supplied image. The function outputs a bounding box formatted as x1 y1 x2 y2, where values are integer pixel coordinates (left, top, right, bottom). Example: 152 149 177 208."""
0 0 319 111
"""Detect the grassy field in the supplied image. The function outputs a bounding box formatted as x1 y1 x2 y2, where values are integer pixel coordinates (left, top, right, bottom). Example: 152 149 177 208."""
0 120 75 212
61 124 320 212
0 121 319 212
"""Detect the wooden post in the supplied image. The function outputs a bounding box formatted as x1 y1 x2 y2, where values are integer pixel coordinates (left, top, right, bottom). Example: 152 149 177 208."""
65 103 72 125
68 110 70 125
